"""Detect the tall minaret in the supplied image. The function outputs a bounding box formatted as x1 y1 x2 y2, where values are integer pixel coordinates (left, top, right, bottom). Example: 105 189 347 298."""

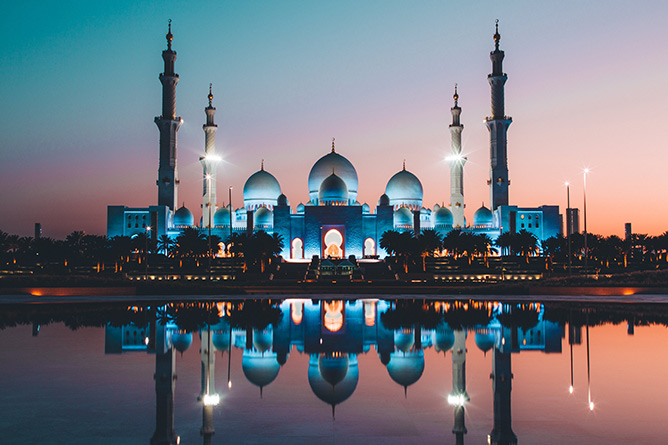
486 20 512 210
449 84 466 228
200 84 219 228
155 20 182 211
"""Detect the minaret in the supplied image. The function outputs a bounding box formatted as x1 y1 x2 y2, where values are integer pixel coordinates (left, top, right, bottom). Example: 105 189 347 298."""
449 84 466 228
486 20 512 210
200 84 219 228
155 20 182 211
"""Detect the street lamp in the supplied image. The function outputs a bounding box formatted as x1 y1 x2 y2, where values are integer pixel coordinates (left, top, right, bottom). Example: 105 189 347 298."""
145 226 151 280
565 182 572 275
583 168 590 275
228 186 233 245
206 174 212 280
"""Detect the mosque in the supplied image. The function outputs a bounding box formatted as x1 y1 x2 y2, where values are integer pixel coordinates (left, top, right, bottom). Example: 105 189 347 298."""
107 21 561 258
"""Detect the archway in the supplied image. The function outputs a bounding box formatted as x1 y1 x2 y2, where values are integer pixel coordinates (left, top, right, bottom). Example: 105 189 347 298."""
364 238 375 257
324 229 344 259
291 238 303 259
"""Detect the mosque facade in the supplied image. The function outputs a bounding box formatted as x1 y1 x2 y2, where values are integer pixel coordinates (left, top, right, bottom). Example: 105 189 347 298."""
107 22 561 258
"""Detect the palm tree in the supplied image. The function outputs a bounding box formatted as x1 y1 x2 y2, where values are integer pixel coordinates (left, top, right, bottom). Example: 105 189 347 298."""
175 228 208 259
442 229 463 259
495 231 514 256
157 234 176 257
417 229 443 271
515 230 539 263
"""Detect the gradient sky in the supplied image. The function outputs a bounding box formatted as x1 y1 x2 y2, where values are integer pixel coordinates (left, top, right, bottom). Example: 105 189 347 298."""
1 1 667 238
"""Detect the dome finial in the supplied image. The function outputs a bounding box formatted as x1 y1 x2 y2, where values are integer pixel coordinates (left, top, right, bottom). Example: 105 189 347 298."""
402 159 406 171
453 83 459 106
493 19 500 51
208 83 213 107
261 159 264 171
331 137 336 153
166 19 173 50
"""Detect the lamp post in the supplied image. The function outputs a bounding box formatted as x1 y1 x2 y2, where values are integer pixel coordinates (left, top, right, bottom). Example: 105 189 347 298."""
565 182 572 275
206 174 212 280
145 226 151 280
228 186 233 245
583 168 589 275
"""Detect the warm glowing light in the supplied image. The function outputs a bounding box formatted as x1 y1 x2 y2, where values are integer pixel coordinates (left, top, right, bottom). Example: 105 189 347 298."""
564 181 570 187
202 394 220 406
205 174 211 180
205 154 222 162
569 385 573 394
291 301 304 325
447 394 467 407
589 401 595 411
228 381 232 389
323 300 344 332
445 153 465 163
144 337 150 345
584 168 590 174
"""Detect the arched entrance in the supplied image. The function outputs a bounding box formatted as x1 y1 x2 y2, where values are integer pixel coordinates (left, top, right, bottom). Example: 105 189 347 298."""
364 238 375 257
291 238 303 259
323 229 344 259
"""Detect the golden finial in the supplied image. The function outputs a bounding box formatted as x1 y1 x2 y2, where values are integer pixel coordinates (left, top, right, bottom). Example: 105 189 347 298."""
494 19 500 50
261 159 264 171
166 19 173 50
402 159 406 171
453 83 459 105
331 137 336 153
208 83 213 106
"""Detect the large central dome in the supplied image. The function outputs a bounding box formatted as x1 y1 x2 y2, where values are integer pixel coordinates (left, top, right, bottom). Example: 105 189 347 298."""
308 145 358 205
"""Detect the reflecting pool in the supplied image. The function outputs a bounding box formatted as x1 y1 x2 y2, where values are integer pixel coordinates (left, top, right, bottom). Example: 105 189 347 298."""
1 297 668 444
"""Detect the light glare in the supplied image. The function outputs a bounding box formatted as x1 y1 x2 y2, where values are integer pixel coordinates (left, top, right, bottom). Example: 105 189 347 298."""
202 394 220 406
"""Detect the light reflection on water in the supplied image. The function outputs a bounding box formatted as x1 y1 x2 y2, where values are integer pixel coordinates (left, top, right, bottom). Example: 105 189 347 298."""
1 298 667 444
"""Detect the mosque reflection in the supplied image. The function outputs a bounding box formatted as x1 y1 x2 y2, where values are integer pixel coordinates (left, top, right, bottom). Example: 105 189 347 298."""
100 299 575 445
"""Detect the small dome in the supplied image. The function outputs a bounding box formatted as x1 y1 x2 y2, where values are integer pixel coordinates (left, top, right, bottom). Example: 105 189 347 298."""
318 172 349 205
434 206 454 227
170 331 193 354
277 193 288 206
473 204 493 226
254 207 273 228
379 194 390 206
242 351 280 388
386 351 425 388
433 325 455 353
385 167 423 210
243 168 281 210
173 205 194 227
213 205 231 227
308 150 358 204
319 354 349 387
394 330 415 352
394 206 413 227
297 203 305 214
308 354 359 408
475 330 496 353
362 203 370 214
212 331 230 351
252 327 273 353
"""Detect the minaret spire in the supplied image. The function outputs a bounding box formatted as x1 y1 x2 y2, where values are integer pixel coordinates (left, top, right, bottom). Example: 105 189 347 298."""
200 84 219 228
155 20 182 211
331 137 336 153
486 20 512 210
449 84 466 228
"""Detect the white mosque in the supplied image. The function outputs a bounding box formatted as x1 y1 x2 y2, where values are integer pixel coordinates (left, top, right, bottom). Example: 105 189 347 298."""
107 21 561 259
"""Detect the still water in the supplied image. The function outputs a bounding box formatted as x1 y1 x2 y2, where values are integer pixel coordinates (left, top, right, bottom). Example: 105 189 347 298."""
1 297 667 444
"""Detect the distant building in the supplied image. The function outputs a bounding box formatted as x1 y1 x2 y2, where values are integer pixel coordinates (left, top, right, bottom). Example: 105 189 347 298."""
107 22 562 256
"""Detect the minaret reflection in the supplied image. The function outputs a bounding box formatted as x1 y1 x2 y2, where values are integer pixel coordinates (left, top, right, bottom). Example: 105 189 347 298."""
489 345 517 445
151 320 178 445
199 320 218 445
449 329 468 445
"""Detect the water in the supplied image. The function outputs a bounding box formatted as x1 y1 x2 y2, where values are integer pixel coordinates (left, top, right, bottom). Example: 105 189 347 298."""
1 297 667 444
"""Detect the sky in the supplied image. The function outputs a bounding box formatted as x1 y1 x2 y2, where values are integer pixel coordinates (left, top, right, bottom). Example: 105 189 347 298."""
1 0 667 239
